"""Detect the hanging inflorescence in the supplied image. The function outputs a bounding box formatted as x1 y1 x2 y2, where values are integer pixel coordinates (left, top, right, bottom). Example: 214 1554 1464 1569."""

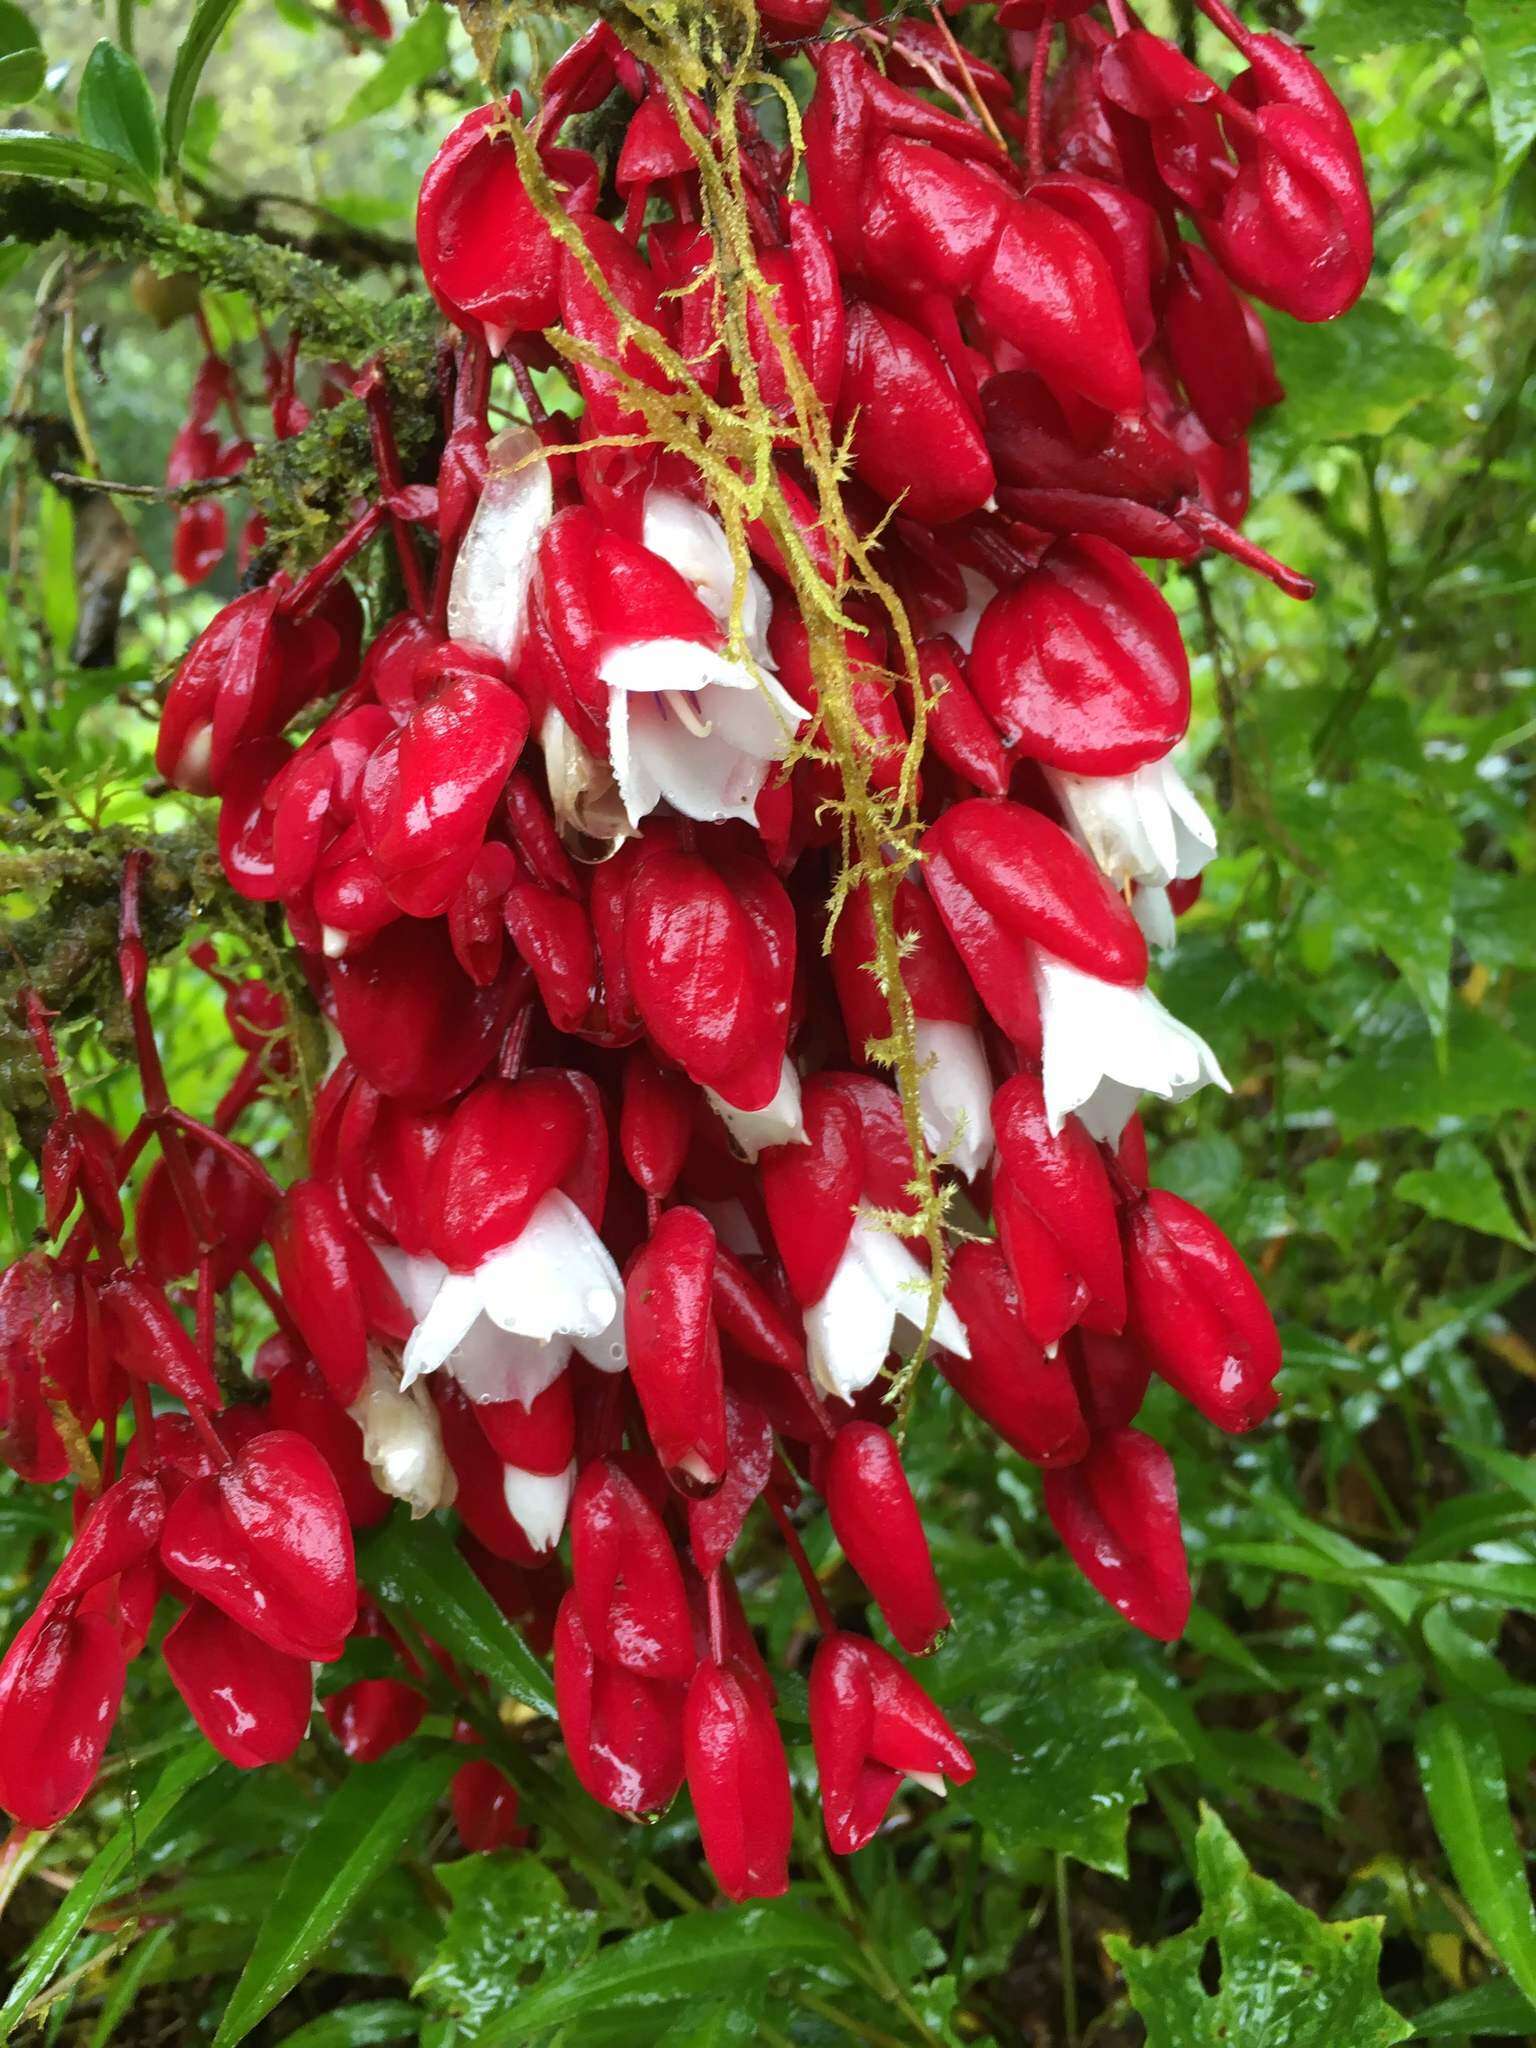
1 0 1371 1899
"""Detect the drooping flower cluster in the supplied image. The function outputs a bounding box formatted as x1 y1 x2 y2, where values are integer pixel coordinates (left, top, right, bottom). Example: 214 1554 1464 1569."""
2 0 1368 1897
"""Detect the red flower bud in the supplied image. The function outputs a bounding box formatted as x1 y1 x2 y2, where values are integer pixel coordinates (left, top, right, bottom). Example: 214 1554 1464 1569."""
684 1656 794 1901
164 1601 315 1769
0 1606 125 1827
823 1424 948 1656
941 1242 1088 1467
570 1458 697 1682
625 1208 728 1490
1124 1189 1281 1432
809 1632 973 1855
554 1591 685 1817
1042 1427 1190 1640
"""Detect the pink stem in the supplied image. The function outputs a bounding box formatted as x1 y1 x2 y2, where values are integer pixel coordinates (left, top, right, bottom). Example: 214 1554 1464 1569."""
1026 5 1057 181
765 1488 835 1635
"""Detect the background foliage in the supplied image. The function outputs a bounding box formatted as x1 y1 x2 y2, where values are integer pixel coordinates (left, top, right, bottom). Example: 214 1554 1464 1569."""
1 0 1535 2042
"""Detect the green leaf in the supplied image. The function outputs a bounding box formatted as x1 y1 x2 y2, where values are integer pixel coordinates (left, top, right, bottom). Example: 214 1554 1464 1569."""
338 0 449 128
0 1740 223 2042
1412 1978 1536 2037
163 0 242 174
958 1668 1189 1876
84 1928 173 2048
1416 1704 1536 2007
267 2000 421 2048
1454 868 1536 972
415 1857 595 2031
360 1509 556 1719
1396 1137 1531 1246
0 0 45 105
1314 783 1459 1037
77 41 160 188
471 1902 848 2044
0 125 150 187
1107 1806 1411 2048
1306 0 1467 61
1467 1 1536 170
213 1748 459 2048
1321 1003 1536 1139
1264 302 1463 447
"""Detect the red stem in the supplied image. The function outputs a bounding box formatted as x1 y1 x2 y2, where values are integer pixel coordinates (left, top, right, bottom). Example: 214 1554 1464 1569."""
706 1571 726 1664
282 500 388 617
356 364 430 619
167 1109 282 1199
765 1488 836 1635
1026 6 1057 182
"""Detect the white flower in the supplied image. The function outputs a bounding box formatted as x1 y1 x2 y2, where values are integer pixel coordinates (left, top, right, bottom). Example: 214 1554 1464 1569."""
600 491 805 829
705 1056 809 1160
805 1207 970 1402
1045 755 1216 892
928 566 996 656
446 423 553 668
602 640 806 829
392 1191 628 1409
347 1352 456 1519
502 1460 577 1554
1034 949 1229 1143
913 1018 994 1181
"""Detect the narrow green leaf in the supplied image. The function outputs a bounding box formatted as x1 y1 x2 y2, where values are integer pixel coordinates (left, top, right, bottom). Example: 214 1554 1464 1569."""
269 2000 421 2048
213 1750 458 2048
361 1510 556 1719
1417 1704 1536 2007
84 1927 172 2048
0 1740 222 2043
338 0 449 128
163 0 242 173
1107 1806 1411 2048
0 0 45 105
78 41 159 188
1412 1978 1536 2037
472 1902 848 2045
0 126 148 186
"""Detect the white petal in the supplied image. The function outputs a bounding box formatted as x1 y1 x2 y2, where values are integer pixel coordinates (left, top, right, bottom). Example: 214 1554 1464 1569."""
615 687 765 826
172 721 214 794
400 1270 484 1388
705 1057 808 1159
914 1018 995 1180
452 1325 573 1408
373 1245 450 1324
805 1236 900 1401
348 1355 456 1519
476 1191 621 1343
1034 949 1230 1142
854 1211 970 1359
1133 883 1178 953
929 567 995 656
1046 756 1217 891
573 1283 629 1374
602 641 805 828
906 1771 948 1799
447 423 553 667
641 489 773 665
502 1460 576 1553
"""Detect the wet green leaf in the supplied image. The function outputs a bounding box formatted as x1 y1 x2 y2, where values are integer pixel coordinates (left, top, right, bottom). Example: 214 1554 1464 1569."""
78 41 160 188
1396 1136 1532 1245
338 1 449 127
0 0 44 105
1467 0 1536 168
1107 1807 1412 2047
1417 1704 1536 2005
414 1857 595 2031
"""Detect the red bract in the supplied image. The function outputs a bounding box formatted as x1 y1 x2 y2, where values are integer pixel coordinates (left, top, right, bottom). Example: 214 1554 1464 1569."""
160 1429 357 1661
1042 1427 1190 1640
823 1424 949 1656
164 1601 314 1768
0 1607 125 1827
1123 1189 1282 1431
554 1592 686 1817
941 1242 1089 1466
810 1632 973 1855
569 1458 696 1681
684 1657 793 1901
625 1208 728 1490
416 103 561 350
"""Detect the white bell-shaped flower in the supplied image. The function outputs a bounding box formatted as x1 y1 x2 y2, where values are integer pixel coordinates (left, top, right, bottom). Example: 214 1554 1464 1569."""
502 1460 577 1554
913 1018 995 1180
1033 949 1228 1143
1045 754 1216 893
805 1207 970 1403
394 1191 627 1409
